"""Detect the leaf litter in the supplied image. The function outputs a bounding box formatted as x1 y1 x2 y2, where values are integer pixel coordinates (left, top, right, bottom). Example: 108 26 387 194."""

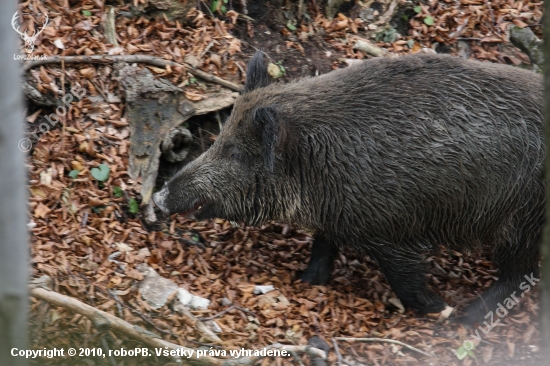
23 0 542 365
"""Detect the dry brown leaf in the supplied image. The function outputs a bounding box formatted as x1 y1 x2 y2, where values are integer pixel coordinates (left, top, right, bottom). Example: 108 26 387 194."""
228 38 241 55
79 68 96 79
34 203 51 218
88 197 105 207
226 10 239 24
184 90 206 101
74 20 94 31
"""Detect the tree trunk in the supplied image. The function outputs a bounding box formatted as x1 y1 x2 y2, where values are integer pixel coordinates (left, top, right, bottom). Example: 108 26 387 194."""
541 0 550 361
0 0 29 365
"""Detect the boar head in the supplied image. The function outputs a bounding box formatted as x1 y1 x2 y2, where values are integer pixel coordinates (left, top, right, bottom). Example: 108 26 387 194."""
153 52 296 226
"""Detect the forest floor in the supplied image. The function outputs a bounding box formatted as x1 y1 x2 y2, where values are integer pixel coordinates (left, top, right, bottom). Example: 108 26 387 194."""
22 0 543 365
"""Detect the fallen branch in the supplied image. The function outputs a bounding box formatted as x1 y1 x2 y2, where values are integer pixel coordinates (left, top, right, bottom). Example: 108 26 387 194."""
334 337 436 358
30 286 327 365
23 55 242 92
30 286 223 366
332 337 343 366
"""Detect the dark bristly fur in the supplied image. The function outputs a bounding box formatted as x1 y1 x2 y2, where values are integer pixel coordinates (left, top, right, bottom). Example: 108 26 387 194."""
153 52 544 324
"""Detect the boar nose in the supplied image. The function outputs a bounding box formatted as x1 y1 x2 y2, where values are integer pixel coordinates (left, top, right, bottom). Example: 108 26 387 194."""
152 188 170 216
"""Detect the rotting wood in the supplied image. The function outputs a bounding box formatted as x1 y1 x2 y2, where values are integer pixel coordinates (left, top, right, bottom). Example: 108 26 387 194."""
118 64 191 206
161 126 193 163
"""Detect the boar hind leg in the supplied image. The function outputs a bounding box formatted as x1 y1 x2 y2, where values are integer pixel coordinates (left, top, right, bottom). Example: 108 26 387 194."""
462 219 541 325
372 247 447 314
300 233 339 285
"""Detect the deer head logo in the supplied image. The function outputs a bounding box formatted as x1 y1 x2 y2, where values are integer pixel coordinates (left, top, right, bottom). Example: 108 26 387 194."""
11 11 48 54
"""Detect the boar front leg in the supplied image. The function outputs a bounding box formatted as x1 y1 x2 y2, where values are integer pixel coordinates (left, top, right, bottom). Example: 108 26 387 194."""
371 245 447 314
300 233 338 285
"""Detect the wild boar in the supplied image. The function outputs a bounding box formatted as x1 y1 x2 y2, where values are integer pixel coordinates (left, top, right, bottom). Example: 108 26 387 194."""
153 52 543 324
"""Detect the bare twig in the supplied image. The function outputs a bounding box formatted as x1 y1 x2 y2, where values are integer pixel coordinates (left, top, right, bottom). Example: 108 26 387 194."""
175 304 223 344
236 13 255 22
297 0 304 21
234 305 256 317
200 304 257 321
449 17 471 38
60 50 66 154
23 55 242 92
235 61 246 79
484 0 495 32
332 337 343 366
199 3 224 36
100 337 118 366
199 40 216 59
90 79 108 101
334 337 436 358
186 338 223 348
108 290 124 318
200 305 236 321
81 211 89 228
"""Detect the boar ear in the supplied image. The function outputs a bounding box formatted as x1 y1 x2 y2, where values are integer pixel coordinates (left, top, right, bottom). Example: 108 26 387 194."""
254 106 278 172
245 52 271 92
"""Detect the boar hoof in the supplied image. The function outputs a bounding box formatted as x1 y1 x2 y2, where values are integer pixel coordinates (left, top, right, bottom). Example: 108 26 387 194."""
407 291 447 315
300 266 331 285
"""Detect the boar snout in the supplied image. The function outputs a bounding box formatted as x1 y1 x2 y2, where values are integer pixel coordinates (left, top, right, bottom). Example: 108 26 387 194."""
153 177 209 219
152 186 170 216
